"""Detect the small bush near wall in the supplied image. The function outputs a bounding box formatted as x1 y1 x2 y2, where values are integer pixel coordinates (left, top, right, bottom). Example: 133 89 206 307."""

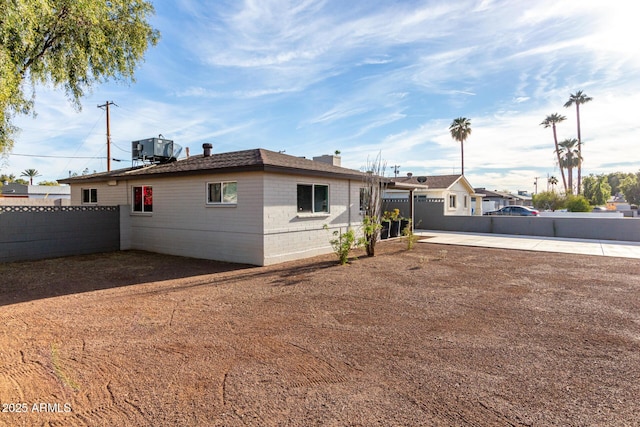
324 225 363 265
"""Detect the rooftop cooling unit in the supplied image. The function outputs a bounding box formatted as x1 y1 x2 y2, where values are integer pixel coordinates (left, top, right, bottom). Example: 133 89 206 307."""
132 137 182 164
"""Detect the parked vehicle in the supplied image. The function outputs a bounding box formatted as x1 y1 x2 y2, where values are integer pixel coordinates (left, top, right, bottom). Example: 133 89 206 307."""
484 206 539 216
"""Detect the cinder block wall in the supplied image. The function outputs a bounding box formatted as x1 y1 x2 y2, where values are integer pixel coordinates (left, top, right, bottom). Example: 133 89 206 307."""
383 198 640 242
0 206 120 263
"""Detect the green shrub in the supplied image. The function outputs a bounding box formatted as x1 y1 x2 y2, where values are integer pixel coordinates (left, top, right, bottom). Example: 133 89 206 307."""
401 221 419 250
325 226 363 265
565 195 592 212
532 191 565 211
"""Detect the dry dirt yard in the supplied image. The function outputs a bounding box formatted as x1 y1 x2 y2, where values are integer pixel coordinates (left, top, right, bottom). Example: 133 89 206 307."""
0 239 639 426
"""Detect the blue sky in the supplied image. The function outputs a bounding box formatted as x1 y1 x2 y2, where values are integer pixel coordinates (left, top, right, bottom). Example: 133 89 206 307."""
5 0 640 192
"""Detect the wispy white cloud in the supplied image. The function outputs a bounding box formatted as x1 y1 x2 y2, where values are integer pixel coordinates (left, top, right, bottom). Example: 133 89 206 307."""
5 0 640 192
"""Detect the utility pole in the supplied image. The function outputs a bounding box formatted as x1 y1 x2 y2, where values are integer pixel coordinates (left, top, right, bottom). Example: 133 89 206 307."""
392 165 401 178
546 173 550 192
533 176 539 195
98 101 117 171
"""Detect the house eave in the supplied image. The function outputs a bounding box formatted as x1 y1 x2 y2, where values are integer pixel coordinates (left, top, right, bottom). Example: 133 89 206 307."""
387 182 429 190
59 164 368 185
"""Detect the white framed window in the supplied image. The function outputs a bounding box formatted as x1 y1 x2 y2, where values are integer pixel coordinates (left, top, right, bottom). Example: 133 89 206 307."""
297 184 329 213
207 181 237 205
464 195 468 208
82 188 97 204
132 186 153 213
449 194 457 209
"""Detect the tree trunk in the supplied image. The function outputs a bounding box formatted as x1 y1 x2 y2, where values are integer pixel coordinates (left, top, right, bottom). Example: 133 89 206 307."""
576 104 582 194
461 141 464 175
553 124 568 193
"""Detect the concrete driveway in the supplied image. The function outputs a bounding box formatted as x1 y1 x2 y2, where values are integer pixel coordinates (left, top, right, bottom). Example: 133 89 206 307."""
416 230 640 259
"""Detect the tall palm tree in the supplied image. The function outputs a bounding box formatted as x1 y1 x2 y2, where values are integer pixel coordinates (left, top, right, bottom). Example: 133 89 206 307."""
449 117 472 175
548 175 558 192
20 168 41 185
540 113 568 194
557 138 580 194
564 90 592 194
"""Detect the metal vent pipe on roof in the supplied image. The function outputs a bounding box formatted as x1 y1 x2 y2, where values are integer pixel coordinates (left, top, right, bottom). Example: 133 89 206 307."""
203 143 212 157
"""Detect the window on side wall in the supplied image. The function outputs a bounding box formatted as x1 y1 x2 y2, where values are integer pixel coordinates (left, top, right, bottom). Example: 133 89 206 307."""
207 181 237 204
132 186 153 213
359 187 370 212
82 188 97 204
297 184 329 213
449 194 457 209
464 195 468 208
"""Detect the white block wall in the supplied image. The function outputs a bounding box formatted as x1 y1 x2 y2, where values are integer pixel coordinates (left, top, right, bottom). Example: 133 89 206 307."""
262 173 364 265
69 171 365 265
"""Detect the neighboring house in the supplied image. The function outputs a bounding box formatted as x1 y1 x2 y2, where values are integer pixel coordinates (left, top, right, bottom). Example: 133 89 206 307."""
475 188 535 212
607 193 630 211
511 191 533 207
59 147 371 266
387 174 483 215
474 188 517 212
0 183 70 205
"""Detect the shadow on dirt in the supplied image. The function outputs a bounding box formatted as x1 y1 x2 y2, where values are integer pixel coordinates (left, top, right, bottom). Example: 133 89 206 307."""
0 250 253 306
0 249 342 306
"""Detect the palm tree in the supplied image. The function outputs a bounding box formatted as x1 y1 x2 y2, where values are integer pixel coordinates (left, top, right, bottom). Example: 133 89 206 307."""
564 90 592 194
557 138 580 194
540 113 568 193
548 175 558 192
20 168 41 185
449 117 472 175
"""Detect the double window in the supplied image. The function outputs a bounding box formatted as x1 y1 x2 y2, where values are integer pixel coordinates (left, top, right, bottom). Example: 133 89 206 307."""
297 184 329 213
207 181 237 204
133 186 153 213
82 188 97 204
449 194 457 209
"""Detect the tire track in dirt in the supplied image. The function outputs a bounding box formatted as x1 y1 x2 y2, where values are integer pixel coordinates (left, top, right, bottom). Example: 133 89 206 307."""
400 388 531 427
48 399 147 427
221 336 354 423
285 341 349 388
0 351 29 400
8 337 149 427
0 360 60 402
60 352 148 426
244 336 352 387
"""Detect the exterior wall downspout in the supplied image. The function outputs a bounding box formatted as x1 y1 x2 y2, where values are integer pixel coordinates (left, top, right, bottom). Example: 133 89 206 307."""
348 179 352 228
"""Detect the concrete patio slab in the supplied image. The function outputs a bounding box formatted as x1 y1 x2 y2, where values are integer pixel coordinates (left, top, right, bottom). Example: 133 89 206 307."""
416 230 640 259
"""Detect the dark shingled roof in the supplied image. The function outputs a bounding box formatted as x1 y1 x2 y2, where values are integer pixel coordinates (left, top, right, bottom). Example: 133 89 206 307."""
391 174 462 189
59 148 367 183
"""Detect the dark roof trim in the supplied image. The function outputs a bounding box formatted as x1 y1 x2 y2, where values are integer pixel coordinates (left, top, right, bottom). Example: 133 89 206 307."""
59 159 367 184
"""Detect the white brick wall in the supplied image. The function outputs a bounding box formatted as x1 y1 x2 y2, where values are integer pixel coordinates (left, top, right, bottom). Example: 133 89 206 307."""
68 170 365 265
70 181 128 206
262 173 364 265
124 172 264 264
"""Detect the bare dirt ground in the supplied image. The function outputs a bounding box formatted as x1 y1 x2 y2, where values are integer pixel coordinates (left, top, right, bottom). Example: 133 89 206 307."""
1 239 639 426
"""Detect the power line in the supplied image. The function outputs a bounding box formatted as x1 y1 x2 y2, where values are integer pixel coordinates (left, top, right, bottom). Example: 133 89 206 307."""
10 153 123 161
